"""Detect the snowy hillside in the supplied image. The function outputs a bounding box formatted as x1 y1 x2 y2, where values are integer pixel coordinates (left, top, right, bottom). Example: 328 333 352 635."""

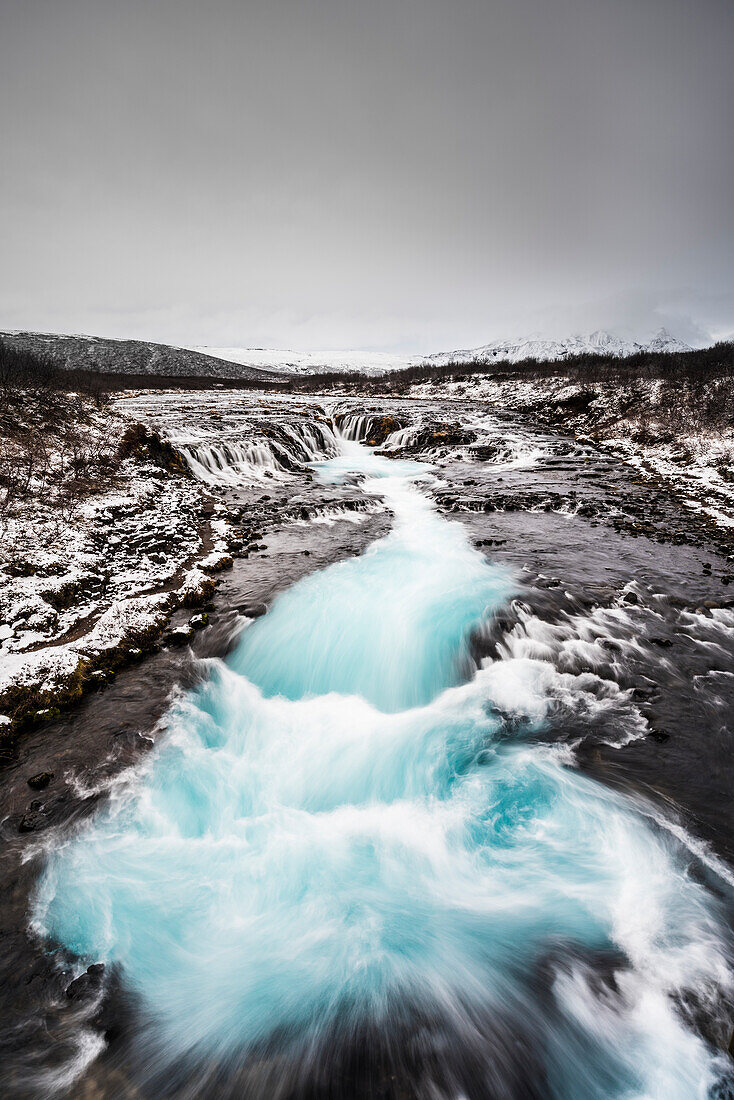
425 328 692 367
0 331 282 382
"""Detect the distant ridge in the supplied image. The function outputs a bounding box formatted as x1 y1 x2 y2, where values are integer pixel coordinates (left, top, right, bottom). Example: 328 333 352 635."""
0 331 284 382
425 328 692 367
0 327 697 382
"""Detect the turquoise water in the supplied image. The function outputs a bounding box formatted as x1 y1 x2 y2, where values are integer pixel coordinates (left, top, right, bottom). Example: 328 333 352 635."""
34 441 732 1097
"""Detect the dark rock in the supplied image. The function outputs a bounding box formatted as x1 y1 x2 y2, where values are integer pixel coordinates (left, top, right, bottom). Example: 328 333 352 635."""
27 771 54 790
648 727 670 743
18 810 46 833
632 685 659 701
400 422 476 453
243 603 267 619
66 964 104 1001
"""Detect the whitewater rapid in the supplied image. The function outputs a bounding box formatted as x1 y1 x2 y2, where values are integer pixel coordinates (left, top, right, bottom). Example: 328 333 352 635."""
33 437 734 1098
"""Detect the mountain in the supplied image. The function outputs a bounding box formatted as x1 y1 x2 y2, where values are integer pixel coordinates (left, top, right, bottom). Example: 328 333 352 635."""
424 328 692 367
191 328 693 376
0 331 284 382
1 327 695 384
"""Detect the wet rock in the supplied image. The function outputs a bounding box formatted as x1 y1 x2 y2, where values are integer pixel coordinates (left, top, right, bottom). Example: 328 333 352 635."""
471 443 504 461
632 685 659 701
27 771 54 790
179 568 216 608
401 423 477 453
648 727 671 743
66 963 105 1001
18 809 46 832
200 551 234 574
242 603 267 618
189 613 208 630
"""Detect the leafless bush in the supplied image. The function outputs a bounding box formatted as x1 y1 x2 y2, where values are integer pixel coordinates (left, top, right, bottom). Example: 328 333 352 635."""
0 343 117 523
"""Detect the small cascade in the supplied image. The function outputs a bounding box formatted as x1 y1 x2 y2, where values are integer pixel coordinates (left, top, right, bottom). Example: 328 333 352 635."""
176 419 340 486
332 409 406 445
333 411 375 441
384 424 422 449
284 421 340 462
179 440 287 484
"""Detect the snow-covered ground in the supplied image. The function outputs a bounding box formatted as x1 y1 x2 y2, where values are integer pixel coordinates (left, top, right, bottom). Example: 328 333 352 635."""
409 373 734 533
0 389 375 733
0 400 223 732
187 346 421 376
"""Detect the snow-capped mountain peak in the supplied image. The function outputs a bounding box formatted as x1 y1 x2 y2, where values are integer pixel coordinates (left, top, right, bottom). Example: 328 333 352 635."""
425 328 692 367
646 327 691 354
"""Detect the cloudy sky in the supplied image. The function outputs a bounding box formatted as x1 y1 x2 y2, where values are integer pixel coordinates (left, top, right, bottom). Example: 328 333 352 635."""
1 0 732 352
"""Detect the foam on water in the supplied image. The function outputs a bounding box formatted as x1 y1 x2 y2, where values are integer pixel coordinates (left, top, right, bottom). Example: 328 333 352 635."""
33 439 734 1097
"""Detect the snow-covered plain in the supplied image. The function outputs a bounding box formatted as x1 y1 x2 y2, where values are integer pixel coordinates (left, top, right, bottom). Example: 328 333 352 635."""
190 328 692 376
187 346 421 376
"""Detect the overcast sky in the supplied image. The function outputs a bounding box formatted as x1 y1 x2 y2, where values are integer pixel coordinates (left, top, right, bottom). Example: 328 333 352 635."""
1 0 732 352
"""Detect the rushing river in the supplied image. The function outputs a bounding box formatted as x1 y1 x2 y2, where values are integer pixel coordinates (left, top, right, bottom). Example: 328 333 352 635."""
25 426 734 1098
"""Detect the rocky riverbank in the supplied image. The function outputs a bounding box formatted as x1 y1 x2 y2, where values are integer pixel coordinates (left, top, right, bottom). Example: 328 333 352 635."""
0 397 228 739
405 373 734 545
0 390 391 741
4 377 734 742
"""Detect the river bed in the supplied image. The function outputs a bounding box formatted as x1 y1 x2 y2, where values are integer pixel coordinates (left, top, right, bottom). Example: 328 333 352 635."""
2 392 734 1099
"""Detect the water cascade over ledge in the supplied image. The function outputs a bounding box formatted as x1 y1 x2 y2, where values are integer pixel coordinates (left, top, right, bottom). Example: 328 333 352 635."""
32 436 734 1098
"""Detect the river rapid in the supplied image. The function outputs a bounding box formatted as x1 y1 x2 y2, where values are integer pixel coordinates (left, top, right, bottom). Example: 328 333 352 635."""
3 393 734 1099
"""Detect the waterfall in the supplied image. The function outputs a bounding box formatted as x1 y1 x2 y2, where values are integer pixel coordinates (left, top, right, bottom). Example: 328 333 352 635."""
32 437 734 1098
176 420 340 486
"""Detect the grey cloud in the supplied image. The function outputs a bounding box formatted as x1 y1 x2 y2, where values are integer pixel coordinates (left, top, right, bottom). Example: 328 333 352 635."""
1 0 732 350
